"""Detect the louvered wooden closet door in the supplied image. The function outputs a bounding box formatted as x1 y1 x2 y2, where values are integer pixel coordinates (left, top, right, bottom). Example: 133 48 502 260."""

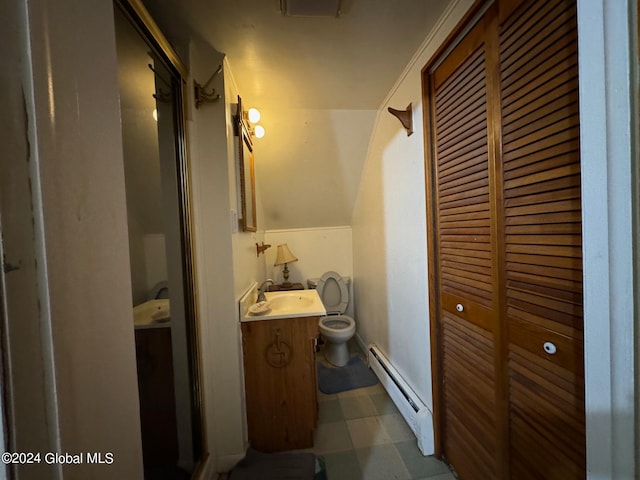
500 0 585 478
426 0 584 478
430 15 500 480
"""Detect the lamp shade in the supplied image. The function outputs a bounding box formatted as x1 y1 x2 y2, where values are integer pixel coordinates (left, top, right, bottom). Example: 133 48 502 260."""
274 244 298 265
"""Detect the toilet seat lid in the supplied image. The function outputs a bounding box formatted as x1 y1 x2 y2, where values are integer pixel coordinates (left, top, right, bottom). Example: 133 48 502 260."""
148 281 169 300
316 271 348 314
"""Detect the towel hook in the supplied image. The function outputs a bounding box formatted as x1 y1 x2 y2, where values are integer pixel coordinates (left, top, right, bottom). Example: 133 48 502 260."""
194 64 222 108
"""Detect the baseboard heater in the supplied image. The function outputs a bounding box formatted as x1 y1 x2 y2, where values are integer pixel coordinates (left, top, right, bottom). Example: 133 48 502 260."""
367 344 434 455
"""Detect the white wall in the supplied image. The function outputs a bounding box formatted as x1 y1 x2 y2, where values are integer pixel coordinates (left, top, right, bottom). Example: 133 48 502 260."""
187 41 267 475
264 227 353 286
227 62 268 301
187 41 244 476
256 109 377 230
351 0 474 427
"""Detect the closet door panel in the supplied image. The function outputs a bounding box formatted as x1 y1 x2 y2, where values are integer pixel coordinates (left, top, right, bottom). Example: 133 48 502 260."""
500 0 585 478
430 16 499 478
441 312 497 479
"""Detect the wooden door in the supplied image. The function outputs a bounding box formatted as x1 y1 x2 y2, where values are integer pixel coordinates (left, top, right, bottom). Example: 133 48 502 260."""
424 0 584 478
500 0 585 477
427 9 504 479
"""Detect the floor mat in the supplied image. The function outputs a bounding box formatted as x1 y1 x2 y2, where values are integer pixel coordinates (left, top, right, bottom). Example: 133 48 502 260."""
317 355 379 394
228 449 317 480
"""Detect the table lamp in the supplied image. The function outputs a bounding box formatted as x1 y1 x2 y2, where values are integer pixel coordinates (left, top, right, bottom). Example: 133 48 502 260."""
274 244 298 288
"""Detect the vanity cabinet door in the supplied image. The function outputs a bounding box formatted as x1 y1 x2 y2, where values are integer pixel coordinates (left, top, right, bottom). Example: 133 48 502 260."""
134 327 179 465
241 316 319 452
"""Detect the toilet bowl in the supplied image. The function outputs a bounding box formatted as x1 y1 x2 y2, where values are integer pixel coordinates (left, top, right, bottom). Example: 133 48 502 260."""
315 271 356 367
319 315 356 367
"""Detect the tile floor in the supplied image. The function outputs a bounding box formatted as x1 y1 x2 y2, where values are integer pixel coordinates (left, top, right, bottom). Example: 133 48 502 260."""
310 378 454 480
305 343 455 480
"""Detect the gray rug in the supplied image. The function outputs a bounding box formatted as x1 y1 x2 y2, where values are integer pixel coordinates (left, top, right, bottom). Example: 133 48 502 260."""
317 355 379 394
229 449 320 480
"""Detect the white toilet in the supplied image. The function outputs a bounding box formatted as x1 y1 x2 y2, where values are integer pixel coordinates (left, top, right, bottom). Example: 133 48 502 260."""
148 280 169 300
314 271 356 367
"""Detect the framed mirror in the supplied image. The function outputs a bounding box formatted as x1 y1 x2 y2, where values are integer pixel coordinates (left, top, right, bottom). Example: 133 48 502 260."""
237 96 257 232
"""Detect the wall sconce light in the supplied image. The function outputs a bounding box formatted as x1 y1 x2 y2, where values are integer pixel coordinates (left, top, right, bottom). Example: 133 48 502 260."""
274 244 298 287
253 125 265 138
244 107 265 139
247 108 261 123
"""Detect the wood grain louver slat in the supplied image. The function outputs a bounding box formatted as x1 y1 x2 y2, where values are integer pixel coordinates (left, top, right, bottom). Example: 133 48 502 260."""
437 94 487 146
505 180 581 207
500 1 575 57
502 89 580 137
502 139 580 173
438 127 488 163
505 159 580 182
440 175 489 194
509 344 584 397
499 0 558 53
502 127 580 163
507 258 582 279
435 49 485 110
442 258 492 275
502 99 579 147
501 3 577 81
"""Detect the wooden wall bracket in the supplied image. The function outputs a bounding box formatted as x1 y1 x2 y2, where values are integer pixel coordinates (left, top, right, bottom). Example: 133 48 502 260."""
256 242 271 257
387 103 413 136
194 64 222 108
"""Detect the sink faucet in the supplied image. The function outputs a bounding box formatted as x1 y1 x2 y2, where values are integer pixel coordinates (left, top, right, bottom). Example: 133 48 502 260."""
257 279 274 302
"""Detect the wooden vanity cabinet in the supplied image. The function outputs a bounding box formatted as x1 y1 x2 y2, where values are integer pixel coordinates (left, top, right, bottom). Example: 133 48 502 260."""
134 326 178 465
241 316 320 452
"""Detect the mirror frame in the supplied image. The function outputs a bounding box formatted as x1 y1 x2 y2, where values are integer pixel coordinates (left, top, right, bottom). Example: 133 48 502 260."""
237 95 258 232
114 0 208 475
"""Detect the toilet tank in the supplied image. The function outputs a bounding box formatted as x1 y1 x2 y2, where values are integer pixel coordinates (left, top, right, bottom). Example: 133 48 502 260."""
307 275 354 319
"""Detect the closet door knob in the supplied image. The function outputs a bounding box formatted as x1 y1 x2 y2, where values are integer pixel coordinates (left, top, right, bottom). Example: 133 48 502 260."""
456 304 464 312
543 342 557 355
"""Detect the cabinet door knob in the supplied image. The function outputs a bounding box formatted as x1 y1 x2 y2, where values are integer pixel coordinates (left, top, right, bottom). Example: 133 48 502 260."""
543 342 557 355
456 304 464 312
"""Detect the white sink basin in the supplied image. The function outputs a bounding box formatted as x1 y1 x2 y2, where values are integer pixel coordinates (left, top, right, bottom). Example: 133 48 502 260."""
267 293 315 311
241 288 326 322
133 299 171 328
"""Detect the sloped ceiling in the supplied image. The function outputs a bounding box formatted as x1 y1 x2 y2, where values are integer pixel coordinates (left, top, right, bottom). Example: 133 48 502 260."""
143 0 450 229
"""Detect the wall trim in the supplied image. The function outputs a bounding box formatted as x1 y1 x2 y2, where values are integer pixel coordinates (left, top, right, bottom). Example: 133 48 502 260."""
265 225 352 234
